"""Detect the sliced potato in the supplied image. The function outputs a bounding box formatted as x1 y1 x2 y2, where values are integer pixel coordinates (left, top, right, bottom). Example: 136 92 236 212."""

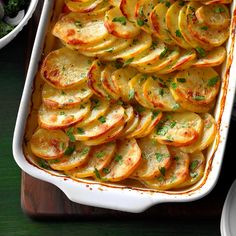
120 0 138 21
101 65 120 100
135 0 159 34
195 4 230 29
192 46 226 68
53 13 109 46
175 152 205 188
111 67 138 102
74 104 124 141
143 76 182 112
132 138 172 180
157 49 196 74
180 113 216 153
38 101 91 130
151 112 203 147
187 2 229 47
87 60 109 98
30 128 69 159
65 0 103 13
41 48 92 89
166 1 191 49
171 68 220 106
120 112 139 137
109 0 121 7
49 142 91 171
42 82 92 109
128 74 154 109
88 0 112 16
104 139 142 182
102 32 152 61
104 7 140 39
76 97 110 126
142 147 189 190
65 142 116 178
150 3 175 45
124 105 135 123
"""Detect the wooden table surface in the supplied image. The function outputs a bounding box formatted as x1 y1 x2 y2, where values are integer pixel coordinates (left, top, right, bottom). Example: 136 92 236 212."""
1 5 236 236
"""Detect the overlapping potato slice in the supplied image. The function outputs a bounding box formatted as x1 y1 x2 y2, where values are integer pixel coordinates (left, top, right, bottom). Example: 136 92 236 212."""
120 112 139 137
38 101 91 129
192 46 226 68
111 67 137 102
136 48 180 73
187 2 229 47
120 0 138 21
101 65 120 100
143 76 182 112
180 113 216 153
128 74 154 108
151 112 203 147
102 31 152 61
132 139 172 180
109 0 121 7
104 7 140 39
166 1 192 49
87 0 112 16
123 105 135 123
150 3 175 45
76 97 110 126
65 142 116 178
135 0 159 34
74 104 124 141
195 4 230 29
170 68 220 106
87 60 108 98
157 49 196 74
142 147 189 190
30 128 69 159
53 13 109 46
41 48 92 89
65 0 104 13
42 82 92 109
48 142 91 171
175 152 205 188
104 139 142 182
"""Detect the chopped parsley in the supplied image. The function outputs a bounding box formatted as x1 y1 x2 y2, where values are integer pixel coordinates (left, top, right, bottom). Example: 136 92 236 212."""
159 88 164 97
214 7 225 13
64 146 75 155
170 82 177 89
156 125 169 136
159 167 166 176
190 160 199 171
152 110 160 120
98 116 106 123
175 29 182 38
123 57 134 67
193 95 205 101
170 121 176 128
177 78 186 83
160 47 169 59
38 159 50 169
112 16 127 25
208 76 220 87
155 153 164 162
137 18 145 26
77 127 85 134
114 154 123 164
75 20 82 27
94 168 101 179
128 89 135 100
196 47 206 58
102 168 110 174
96 151 105 158
66 127 76 142
80 147 90 155
200 26 208 30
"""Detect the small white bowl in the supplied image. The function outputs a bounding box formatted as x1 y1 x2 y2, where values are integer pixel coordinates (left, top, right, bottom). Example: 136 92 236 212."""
0 0 38 49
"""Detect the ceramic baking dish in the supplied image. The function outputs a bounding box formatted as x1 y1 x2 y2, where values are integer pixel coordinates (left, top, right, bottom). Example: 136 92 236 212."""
12 0 236 213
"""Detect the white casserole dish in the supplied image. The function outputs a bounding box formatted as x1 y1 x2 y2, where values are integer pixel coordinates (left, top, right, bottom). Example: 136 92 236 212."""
12 0 236 213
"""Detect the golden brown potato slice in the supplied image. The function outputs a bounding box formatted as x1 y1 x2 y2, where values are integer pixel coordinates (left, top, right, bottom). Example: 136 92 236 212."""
38 102 91 130
180 113 216 153
192 46 226 68
132 138 172 180
123 105 135 123
135 0 159 34
30 128 69 159
151 112 203 147
120 0 138 21
49 142 91 171
41 48 92 89
175 152 205 188
166 1 192 49
88 0 112 16
87 60 109 98
101 65 120 100
104 7 140 39
187 2 229 47
42 82 92 109
150 3 176 45
111 67 138 102
170 67 220 106
65 0 103 13
104 139 142 182
143 76 182 112
65 142 116 178
128 74 154 109
120 112 139 137
195 4 230 29
102 31 152 61
142 147 189 190
53 13 109 46
109 0 121 7
74 104 124 141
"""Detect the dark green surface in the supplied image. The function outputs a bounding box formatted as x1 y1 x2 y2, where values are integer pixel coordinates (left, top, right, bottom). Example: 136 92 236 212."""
0 21 232 236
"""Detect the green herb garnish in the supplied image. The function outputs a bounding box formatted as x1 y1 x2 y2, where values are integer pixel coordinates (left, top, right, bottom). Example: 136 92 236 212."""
98 116 106 123
112 16 127 25
64 146 75 155
66 128 76 142
208 76 220 87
